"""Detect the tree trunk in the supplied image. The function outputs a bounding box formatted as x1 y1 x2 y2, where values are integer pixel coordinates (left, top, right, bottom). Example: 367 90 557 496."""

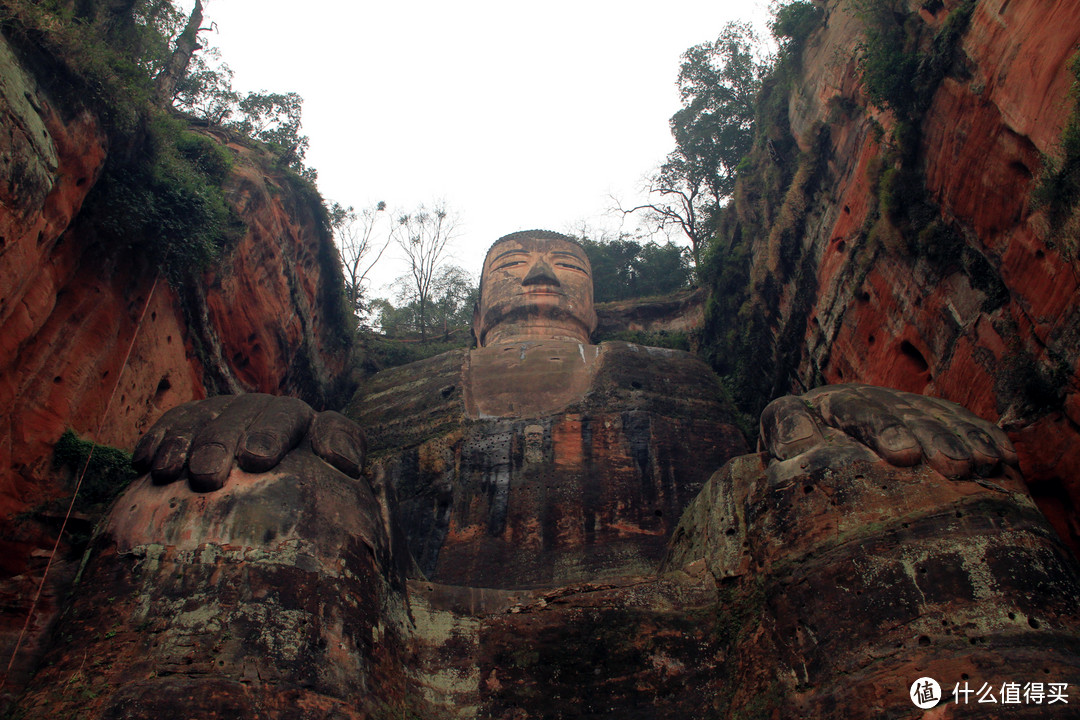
418 296 427 342
154 0 204 105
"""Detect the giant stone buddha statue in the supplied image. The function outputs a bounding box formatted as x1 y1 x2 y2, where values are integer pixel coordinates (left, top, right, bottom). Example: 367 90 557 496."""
11 231 1080 719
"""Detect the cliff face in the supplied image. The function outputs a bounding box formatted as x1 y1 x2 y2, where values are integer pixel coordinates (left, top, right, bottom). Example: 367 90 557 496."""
713 0 1080 553
0 33 353 692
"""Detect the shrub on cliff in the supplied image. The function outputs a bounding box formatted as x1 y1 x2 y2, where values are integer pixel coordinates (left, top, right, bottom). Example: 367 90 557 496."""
770 1 824 59
52 429 137 512
0 0 323 284
1033 51 1080 249
84 113 245 283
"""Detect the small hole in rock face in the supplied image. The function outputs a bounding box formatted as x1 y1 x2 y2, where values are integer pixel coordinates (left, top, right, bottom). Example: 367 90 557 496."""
804 485 814 494
151 311 157 321
725 528 736 536
1008 612 1016 620
1029 617 1041 629
918 635 931 646
76 177 87 187
631 381 642 389
837 240 846 252
53 376 62 384
859 291 870 302
962 673 970 680
868 335 876 345
844 205 851 214
899 340 930 373
654 509 663 517
1036 249 1045 259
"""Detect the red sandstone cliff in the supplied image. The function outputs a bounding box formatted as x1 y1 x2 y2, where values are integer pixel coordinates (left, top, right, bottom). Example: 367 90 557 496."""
715 0 1080 553
0 33 353 693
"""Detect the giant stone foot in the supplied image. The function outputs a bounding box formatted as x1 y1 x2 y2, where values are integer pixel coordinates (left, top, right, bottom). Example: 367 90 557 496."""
669 384 1080 718
12 396 411 719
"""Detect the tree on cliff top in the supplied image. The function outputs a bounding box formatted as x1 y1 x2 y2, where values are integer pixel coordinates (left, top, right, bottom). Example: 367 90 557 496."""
574 229 692 303
619 22 765 267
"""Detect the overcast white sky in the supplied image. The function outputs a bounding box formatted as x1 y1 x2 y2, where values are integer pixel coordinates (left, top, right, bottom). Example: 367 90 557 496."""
197 0 772 296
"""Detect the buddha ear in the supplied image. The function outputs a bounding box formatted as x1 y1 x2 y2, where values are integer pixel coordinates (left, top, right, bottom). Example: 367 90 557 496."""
471 301 482 347
585 307 598 341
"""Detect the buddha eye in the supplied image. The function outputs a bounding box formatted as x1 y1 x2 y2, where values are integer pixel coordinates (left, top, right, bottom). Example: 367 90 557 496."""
495 260 526 271
555 262 586 274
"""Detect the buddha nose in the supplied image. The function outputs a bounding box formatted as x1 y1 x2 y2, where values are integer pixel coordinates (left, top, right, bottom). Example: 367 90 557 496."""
522 258 561 287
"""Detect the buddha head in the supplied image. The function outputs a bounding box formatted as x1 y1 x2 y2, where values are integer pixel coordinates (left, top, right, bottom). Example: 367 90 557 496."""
473 230 598 347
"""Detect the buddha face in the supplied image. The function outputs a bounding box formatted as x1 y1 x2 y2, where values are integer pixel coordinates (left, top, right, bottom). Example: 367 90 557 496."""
474 231 598 346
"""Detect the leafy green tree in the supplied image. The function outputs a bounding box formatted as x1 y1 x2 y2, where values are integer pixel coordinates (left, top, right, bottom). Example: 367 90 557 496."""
621 22 766 266
230 91 312 175
374 264 475 341
371 298 417 338
428 265 478 341
577 232 692 303
171 47 239 125
670 21 763 203
636 240 693 296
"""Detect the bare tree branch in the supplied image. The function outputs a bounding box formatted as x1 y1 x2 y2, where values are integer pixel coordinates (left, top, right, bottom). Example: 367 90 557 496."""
613 173 708 267
392 202 459 342
331 201 393 323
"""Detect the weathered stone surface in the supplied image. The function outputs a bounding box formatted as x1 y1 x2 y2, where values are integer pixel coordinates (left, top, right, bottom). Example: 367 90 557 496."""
406 569 724 719
668 452 1080 718
12 448 411 719
353 341 748 589
595 287 706 337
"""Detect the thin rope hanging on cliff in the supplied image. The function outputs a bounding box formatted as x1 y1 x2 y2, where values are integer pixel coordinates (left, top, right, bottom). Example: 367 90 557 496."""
1 276 161 691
